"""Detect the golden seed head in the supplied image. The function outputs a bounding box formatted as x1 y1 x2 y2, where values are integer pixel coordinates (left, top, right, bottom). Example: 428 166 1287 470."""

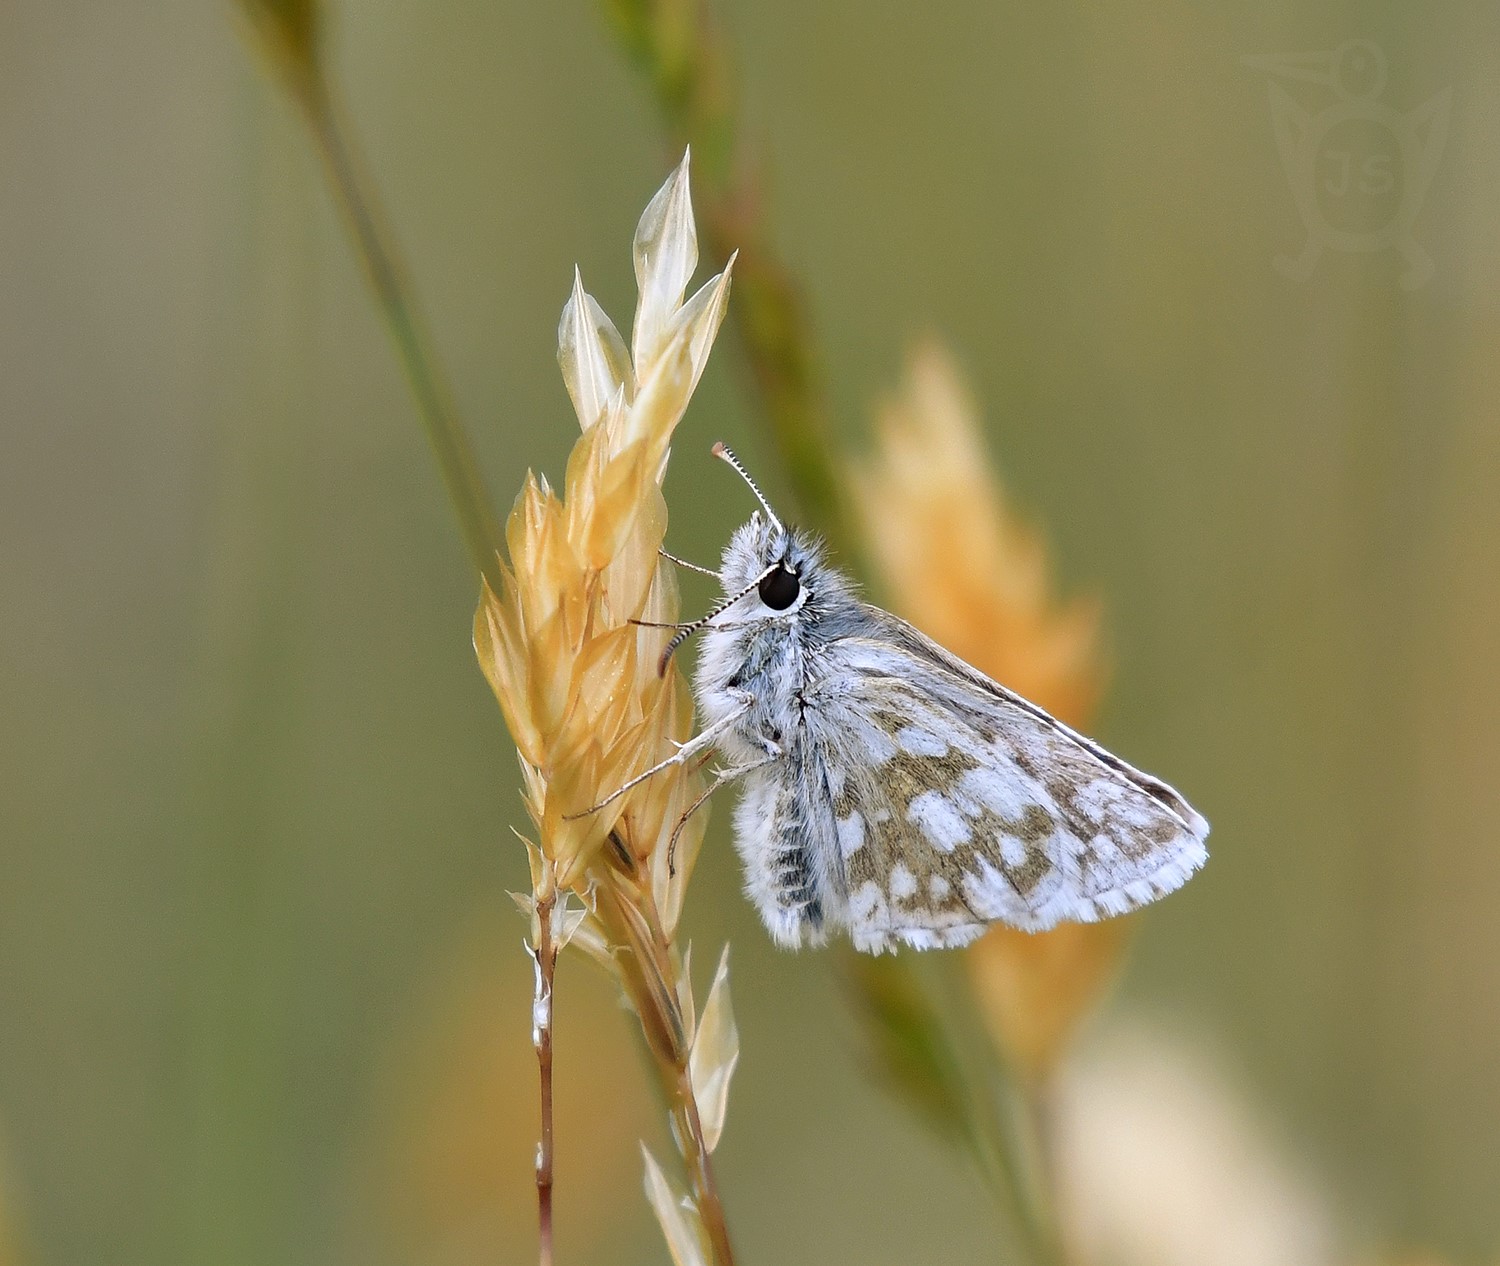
476 153 733 898
855 340 1122 1081
966 920 1130 1084
853 339 1103 728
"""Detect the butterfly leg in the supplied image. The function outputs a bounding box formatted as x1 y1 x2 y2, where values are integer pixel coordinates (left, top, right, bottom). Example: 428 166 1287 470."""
564 703 750 819
667 751 778 877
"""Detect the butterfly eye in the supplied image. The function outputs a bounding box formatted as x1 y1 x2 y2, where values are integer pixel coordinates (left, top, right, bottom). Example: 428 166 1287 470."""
757 564 801 611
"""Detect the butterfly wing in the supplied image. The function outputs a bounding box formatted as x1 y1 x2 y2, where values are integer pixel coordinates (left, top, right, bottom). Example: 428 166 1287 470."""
817 608 1209 953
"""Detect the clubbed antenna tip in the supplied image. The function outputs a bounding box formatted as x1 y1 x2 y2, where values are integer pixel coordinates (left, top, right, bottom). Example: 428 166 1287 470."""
711 442 783 534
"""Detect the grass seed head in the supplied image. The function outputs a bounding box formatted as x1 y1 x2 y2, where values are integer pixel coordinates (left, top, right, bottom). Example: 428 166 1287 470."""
855 340 1124 1083
476 155 734 899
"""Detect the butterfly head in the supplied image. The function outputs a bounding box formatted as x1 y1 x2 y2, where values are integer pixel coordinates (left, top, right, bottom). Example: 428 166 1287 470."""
719 512 822 616
710 442 823 617
656 444 855 676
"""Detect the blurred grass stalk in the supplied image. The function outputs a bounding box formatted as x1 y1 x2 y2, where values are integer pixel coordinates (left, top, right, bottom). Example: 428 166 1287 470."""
601 0 857 556
235 0 507 595
855 343 1135 1266
844 950 1067 1265
235 2 548 1254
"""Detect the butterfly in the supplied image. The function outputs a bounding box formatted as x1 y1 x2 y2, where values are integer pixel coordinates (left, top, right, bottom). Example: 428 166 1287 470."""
630 444 1208 954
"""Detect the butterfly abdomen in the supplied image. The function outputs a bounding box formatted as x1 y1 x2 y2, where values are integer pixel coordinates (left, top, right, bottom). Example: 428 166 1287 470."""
730 766 835 948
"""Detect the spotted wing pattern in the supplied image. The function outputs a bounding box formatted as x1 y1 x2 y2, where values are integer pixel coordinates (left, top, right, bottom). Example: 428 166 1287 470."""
817 612 1209 953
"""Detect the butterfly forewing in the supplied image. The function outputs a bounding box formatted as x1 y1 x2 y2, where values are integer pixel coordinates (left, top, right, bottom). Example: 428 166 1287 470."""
820 609 1208 951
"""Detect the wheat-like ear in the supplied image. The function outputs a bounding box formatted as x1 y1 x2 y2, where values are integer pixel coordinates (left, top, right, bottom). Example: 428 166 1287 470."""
476 156 740 1266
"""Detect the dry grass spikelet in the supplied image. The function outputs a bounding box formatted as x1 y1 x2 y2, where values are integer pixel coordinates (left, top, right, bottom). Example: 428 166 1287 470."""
854 339 1102 725
966 919 1130 1087
853 340 1123 1085
475 151 732 911
473 154 741 1265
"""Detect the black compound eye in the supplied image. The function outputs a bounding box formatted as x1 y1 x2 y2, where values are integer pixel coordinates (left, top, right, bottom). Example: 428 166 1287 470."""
757 564 801 611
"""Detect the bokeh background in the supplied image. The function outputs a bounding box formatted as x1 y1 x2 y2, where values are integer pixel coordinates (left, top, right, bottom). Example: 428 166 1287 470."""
3 3 1498 1264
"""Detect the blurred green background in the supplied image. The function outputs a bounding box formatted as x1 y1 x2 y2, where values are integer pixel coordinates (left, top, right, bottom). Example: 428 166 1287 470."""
3 2 1497 1264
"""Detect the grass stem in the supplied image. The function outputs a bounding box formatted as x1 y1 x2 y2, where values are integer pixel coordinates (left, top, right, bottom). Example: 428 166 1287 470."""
600 840 737 1266
601 0 857 557
297 79 507 594
531 885 559 1266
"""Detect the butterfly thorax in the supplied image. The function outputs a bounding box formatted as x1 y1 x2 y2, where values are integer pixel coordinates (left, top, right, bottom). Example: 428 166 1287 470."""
690 520 878 943
694 519 865 753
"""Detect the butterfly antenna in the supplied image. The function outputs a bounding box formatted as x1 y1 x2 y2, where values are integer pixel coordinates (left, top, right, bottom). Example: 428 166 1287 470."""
657 564 776 675
658 546 720 578
711 442 783 534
